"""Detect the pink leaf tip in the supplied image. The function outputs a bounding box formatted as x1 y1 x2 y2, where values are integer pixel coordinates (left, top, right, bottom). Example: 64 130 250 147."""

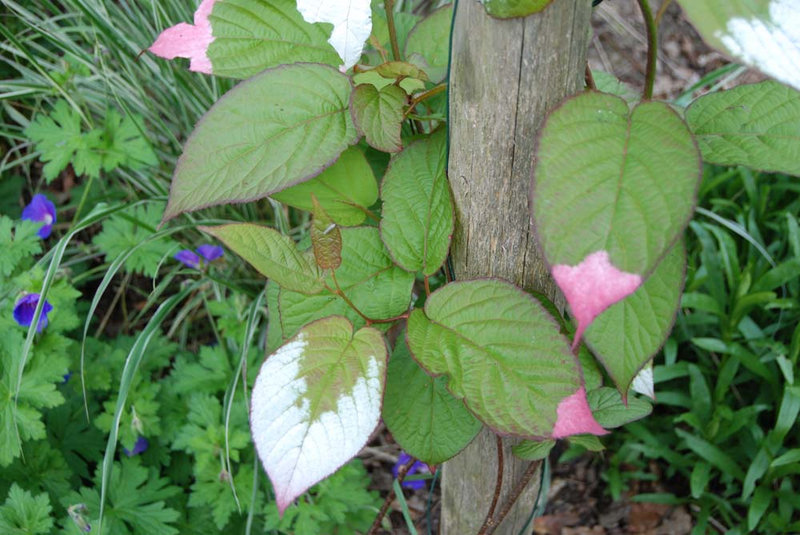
148 0 216 74
552 250 642 349
552 386 608 439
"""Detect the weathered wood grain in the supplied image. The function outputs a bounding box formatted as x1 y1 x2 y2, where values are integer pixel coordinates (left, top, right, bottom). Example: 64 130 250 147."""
443 1 592 533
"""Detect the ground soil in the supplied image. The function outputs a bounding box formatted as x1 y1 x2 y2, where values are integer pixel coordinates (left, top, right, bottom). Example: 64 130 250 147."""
364 1 760 533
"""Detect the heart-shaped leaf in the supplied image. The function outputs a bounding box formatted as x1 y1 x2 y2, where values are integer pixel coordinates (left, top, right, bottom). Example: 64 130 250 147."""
251 316 387 514
271 227 415 342
383 337 481 464
149 0 215 73
585 242 686 398
296 0 372 71
206 0 340 78
406 279 607 439
351 84 406 153
686 80 800 176
200 223 324 294
380 130 453 275
164 63 357 221
271 146 378 226
587 387 652 428
677 0 800 91
531 92 700 345
405 4 453 83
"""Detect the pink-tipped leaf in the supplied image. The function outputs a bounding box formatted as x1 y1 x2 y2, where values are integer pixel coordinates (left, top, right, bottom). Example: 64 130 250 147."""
149 0 216 74
552 386 609 439
552 250 642 348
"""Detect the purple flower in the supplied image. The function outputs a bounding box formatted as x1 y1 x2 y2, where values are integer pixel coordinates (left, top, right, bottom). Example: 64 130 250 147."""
196 244 223 262
175 244 224 269
174 249 201 269
21 194 57 239
392 452 430 490
13 294 53 333
123 436 149 457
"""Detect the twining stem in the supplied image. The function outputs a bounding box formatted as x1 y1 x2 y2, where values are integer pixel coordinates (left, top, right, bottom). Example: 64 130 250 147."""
384 0 402 61
654 0 673 26
477 436 505 535
637 0 658 100
424 275 431 297
483 461 540 535
404 83 448 118
367 456 416 535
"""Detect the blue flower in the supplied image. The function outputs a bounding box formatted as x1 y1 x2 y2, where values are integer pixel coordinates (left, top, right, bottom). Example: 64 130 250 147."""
174 249 201 269
392 452 430 490
21 194 57 239
13 293 53 333
123 436 149 457
197 244 224 262
175 244 224 269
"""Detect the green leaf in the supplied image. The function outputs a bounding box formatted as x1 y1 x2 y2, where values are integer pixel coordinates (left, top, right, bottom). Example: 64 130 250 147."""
351 84 406 153
585 243 686 396
482 0 553 18
250 316 387 514
748 485 772 530
686 80 800 175
592 71 639 104
201 223 324 294
373 61 429 81
206 0 340 79
164 63 358 220
676 0 800 90
24 100 99 182
404 4 453 82
0 324 68 467
690 462 712 498
100 109 158 172
383 336 481 464
0 484 53 535
0 218 41 278
380 130 453 275
566 434 605 452
512 439 556 461
675 428 745 480
273 227 415 340
61 459 180 535
406 279 606 438
532 93 699 342
586 387 652 428
272 146 378 226
92 203 178 278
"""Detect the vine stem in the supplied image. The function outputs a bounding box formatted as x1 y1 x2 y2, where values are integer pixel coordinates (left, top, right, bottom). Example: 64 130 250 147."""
404 83 448 118
637 0 658 100
367 456 416 535
477 436 505 535
384 0 402 61
654 0 673 26
482 461 541 535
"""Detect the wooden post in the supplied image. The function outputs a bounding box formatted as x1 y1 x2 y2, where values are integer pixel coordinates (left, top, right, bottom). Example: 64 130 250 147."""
443 1 592 533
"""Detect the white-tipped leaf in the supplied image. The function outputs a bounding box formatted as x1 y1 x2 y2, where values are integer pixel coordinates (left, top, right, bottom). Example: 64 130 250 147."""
250 316 387 514
296 0 372 71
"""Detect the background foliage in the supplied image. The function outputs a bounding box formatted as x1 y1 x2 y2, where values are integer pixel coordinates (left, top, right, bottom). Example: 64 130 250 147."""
1 0 798 533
